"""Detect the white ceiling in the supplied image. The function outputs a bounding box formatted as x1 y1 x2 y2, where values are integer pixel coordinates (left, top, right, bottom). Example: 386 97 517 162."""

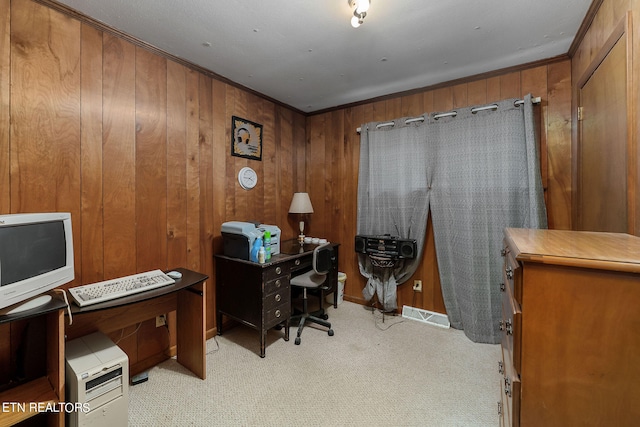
56 0 592 113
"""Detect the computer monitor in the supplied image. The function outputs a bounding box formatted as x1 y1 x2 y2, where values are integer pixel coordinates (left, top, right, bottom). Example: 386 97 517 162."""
0 212 75 314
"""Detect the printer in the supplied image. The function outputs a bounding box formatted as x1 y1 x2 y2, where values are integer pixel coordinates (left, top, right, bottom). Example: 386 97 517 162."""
221 221 281 260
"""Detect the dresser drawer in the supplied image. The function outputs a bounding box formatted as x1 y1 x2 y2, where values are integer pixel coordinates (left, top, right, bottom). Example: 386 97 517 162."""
501 343 521 427
502 242 522 304
500 278 522 375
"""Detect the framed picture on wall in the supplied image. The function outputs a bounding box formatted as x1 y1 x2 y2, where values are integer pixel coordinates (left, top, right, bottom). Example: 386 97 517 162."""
231 116 263 161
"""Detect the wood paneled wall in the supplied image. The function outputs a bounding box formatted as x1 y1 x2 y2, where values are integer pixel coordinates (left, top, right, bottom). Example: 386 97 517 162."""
571 0 639 235
307 62 573 313
0 0 305 372
2 0 577 369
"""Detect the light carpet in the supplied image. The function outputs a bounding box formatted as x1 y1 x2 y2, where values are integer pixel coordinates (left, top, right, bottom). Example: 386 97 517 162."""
128 301 501 426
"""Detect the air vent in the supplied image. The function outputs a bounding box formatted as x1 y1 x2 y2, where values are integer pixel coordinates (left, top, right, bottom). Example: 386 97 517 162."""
401 305 450 329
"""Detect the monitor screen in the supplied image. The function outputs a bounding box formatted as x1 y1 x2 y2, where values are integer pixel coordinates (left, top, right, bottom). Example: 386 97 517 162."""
0 220 67 287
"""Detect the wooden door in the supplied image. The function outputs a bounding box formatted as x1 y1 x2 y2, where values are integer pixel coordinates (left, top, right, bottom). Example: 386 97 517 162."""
576 19 629 232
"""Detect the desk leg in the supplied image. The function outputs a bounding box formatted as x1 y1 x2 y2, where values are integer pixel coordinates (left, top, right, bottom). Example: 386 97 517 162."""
284 319 290 341
176 284 206 379
260 329 266 358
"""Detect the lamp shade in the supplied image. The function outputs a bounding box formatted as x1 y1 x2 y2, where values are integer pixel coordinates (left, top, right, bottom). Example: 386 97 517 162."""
288 192 314 214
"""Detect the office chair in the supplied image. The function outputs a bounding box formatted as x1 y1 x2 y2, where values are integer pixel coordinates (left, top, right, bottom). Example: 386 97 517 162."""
290 243 335 345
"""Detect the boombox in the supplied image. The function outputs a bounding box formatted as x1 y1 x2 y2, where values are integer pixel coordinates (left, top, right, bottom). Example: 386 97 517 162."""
354 234 417 259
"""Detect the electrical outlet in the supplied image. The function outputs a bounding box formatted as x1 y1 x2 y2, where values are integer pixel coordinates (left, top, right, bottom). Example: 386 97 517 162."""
413 280 423 292
155 314 166 327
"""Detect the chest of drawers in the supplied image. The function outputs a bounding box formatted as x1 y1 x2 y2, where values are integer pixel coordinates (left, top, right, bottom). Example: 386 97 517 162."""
215 254 295 358
499 228 640 426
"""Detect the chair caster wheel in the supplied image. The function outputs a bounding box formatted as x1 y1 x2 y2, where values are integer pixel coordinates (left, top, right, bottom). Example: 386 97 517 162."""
295 337 301 345
321 314 329 320
328 329 334 336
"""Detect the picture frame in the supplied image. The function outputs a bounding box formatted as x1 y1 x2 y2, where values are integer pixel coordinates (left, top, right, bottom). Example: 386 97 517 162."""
231 116 263 161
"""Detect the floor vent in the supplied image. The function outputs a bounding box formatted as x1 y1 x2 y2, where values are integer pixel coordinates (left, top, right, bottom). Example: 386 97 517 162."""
402 305 450 329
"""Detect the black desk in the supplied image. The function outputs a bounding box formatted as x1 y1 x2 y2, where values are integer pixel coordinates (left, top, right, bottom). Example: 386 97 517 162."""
215 239 339 357
67 268 208 379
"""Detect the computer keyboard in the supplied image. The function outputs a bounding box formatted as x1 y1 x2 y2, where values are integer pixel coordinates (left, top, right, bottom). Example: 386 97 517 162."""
69 269 175 307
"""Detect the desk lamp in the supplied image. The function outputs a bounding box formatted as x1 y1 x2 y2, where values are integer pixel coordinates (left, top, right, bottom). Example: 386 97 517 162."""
288 192 314 243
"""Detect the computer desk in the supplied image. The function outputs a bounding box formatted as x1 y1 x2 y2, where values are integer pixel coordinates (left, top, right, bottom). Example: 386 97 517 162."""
66 268 208 379
215 239 339 357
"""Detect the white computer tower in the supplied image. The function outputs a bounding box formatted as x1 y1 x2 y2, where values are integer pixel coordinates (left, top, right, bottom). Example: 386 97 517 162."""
65 331 129 427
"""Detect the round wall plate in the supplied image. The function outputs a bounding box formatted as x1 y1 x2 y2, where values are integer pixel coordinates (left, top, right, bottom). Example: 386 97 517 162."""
238 166 258 190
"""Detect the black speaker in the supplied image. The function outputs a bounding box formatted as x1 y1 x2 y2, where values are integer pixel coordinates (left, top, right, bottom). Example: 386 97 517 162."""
354 234 417 260
398 239 417 259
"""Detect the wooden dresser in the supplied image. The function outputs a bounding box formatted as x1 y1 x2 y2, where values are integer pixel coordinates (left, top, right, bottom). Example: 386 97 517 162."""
499 228 640 426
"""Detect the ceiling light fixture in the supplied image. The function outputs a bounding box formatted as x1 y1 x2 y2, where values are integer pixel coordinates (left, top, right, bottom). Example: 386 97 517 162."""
349 0 370 28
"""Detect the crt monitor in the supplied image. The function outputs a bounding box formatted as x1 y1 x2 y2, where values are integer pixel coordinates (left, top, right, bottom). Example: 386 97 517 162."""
0 212 75 314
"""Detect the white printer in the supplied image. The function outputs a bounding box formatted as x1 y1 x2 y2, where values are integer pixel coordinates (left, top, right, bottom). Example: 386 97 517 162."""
221 221 281 260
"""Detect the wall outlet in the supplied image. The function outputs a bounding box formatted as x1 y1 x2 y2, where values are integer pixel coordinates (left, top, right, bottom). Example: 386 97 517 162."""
413 280 423 292
155 314 167 327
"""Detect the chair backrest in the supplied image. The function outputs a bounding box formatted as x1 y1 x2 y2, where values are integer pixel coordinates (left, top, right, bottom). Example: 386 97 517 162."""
313 243 334 275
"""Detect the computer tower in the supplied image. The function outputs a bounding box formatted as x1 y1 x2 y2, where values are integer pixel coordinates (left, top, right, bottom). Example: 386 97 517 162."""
65 331 129 427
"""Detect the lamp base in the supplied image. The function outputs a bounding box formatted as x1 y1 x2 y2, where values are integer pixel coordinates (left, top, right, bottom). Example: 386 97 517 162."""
298 234 305 243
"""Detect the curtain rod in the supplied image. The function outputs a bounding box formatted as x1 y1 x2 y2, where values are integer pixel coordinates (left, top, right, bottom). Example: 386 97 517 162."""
356 96 541 133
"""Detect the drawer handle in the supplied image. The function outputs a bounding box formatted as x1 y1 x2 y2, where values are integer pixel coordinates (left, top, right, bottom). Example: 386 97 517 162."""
505 319 513 335
275 309 281 318
498 360 504 375
275 267 282 274
275 294 281 302
504 377 512 398
499 282 506 292
499 320 505 331
505 266 513 279
295 259 300 266
275 279 281 288
497 401 503 416
501 248 506 257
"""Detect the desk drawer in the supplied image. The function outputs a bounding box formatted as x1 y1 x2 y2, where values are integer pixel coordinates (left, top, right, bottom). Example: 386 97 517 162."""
265 276 289 295
265 302 290 327
264 284 289 310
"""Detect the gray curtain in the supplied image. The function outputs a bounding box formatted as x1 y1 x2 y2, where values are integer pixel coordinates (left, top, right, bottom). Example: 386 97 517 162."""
357 118 430 311
356 94 547 343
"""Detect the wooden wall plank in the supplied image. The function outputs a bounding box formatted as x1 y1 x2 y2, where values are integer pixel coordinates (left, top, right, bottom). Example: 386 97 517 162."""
467 80 487 105
198 74 214 329
487 76 501 101
433 87 453 112
166 61 188 270
400 93 423 118
10 1 81 215
276 107 294 236
135 48 168 272
521 66 549 193
452 83 468 108
261 99 277 225
546 61 573 230
185 69 201 272
0 0 9 214
307 113 326 238
102 33 136 278
80 23 104 284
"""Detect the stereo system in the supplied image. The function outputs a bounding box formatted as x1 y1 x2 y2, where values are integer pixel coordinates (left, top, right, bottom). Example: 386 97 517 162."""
354 234 417 259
